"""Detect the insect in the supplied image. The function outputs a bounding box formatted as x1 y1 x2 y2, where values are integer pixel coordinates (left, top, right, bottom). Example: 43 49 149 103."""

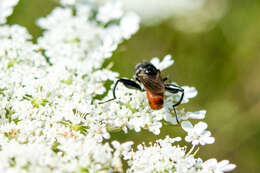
99 62 184 123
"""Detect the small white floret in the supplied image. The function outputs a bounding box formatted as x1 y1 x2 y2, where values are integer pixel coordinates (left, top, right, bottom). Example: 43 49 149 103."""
181 121 215 145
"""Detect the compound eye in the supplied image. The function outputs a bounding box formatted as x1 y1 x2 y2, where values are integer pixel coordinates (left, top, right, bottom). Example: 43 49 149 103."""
145 67 157 75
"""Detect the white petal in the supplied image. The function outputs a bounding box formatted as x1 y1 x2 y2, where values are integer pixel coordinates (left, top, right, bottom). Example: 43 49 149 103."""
181 121 193 132
185 136 192 143
222 164 236 171
170 137 182 143
150 57 160 67
204 158 218 166
150 55 174 71
203 136 215 144
202 130 211 137
194 121 208 133
121 141 134 150
186 110 206 119
183 86 197 97
218 160 229 167
207 158 217 164
112 141 120 148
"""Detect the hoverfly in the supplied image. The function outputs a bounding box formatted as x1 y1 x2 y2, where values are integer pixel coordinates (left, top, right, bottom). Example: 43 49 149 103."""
99 62 184 123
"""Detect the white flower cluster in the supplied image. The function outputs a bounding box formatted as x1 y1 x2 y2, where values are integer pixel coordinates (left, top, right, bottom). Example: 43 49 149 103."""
125 136 236 173
0 0 236 172
37 0 139 72
122 0 228 33
122 0 206 25
0 0 19 24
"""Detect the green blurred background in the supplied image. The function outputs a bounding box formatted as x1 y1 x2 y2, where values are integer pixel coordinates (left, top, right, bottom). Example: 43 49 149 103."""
7 0 260 172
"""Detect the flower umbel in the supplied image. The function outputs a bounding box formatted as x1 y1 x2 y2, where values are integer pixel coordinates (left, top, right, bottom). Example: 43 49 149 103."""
182 121 215 146
0 0 236 172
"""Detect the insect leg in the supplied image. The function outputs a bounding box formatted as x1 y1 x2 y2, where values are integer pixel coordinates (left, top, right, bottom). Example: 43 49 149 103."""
165 84 185 124
173 107 179 124
99 78 143 104
165 84 184 107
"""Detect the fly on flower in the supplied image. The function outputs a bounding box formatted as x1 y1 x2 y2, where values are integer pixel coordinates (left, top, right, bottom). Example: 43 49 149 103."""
99 62 184 123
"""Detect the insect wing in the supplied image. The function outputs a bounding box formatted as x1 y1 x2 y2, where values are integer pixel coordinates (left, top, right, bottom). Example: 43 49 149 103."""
141 75 165 94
